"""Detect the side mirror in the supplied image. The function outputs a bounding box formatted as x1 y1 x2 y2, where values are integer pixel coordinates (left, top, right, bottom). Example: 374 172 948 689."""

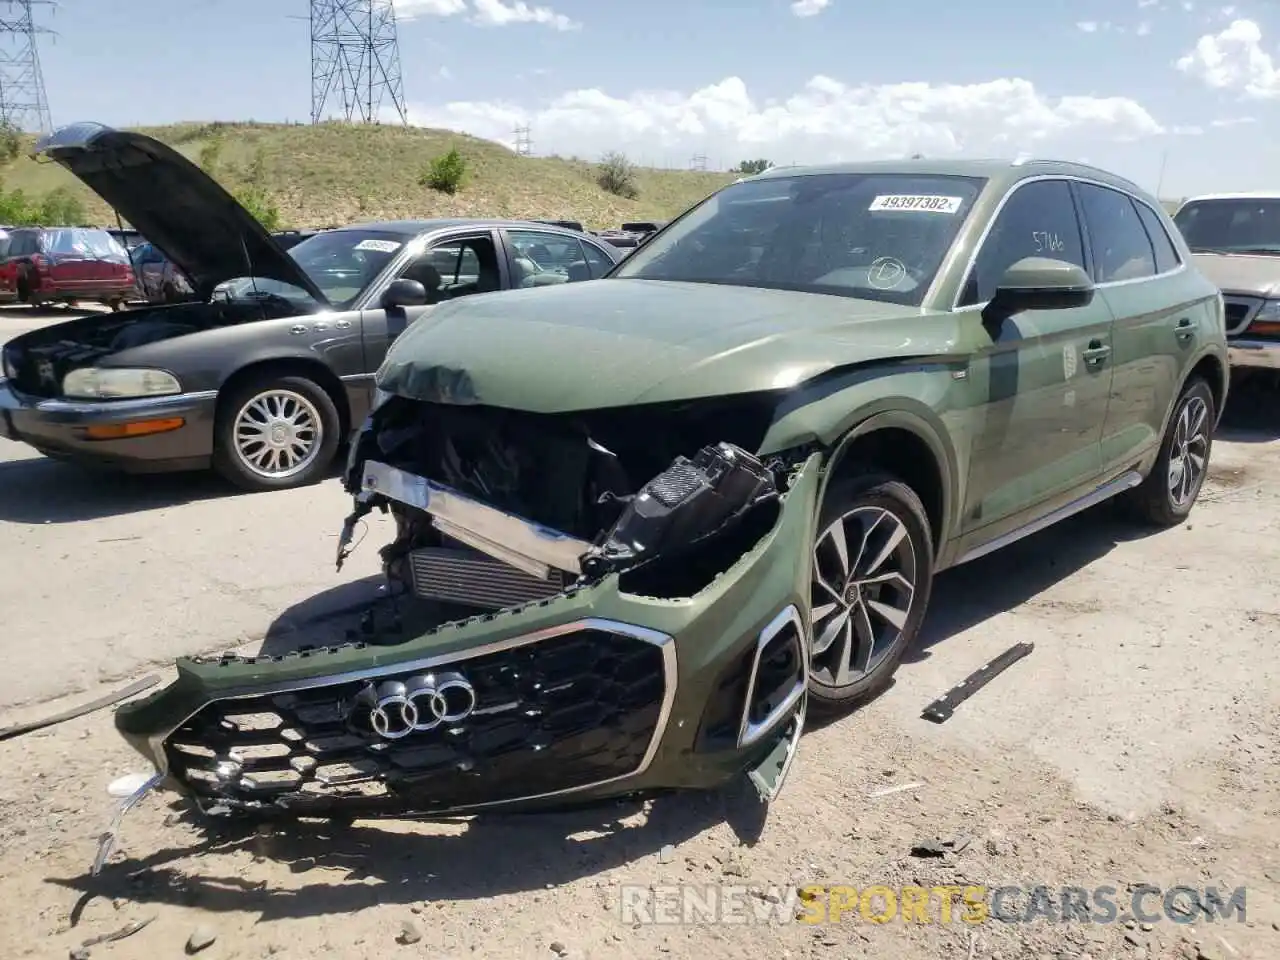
380 278 427 310
984 257 1094 325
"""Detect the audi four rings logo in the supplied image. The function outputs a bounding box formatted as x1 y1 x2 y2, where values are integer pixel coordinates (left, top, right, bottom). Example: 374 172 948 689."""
354 671 478 740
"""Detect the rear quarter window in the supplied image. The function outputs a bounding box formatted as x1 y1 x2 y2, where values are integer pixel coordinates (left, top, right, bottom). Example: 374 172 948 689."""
1134 202 1181 274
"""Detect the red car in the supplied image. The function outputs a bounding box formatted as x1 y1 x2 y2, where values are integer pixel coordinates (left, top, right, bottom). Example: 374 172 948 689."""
0 226 136 309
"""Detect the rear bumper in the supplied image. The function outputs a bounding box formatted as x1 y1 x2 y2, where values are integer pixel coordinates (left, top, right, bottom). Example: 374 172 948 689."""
1227 339 1280 371
27 278 137 302
0 378 217 472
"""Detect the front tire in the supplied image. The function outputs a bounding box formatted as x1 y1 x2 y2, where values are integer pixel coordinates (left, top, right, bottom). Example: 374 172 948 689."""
212 373 341 492
1127 376 1215 527
807 470 935 712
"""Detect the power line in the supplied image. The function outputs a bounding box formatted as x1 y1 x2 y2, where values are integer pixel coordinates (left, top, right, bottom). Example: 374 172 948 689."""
0 0 54 132
309 0 407 125
514 124 531 156
689 153 707 171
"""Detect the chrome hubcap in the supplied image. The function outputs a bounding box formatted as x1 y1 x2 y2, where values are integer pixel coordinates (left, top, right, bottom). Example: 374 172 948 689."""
810 506 918 689
1168 395 1209 508
232 389 322 479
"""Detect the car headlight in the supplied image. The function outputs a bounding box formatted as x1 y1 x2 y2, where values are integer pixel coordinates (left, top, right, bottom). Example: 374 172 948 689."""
62 367 182 400
1253 300 1280 324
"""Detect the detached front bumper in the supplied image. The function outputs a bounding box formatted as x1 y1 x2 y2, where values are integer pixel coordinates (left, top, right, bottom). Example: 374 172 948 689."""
1227 338 1280 371
114 454 822 818
0 378 217 472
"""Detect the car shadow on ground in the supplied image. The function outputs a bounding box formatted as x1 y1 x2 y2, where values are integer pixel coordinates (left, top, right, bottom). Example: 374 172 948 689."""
909 500 1156 663
51 782 770 922
1215 374 1280 443
0 456 235 524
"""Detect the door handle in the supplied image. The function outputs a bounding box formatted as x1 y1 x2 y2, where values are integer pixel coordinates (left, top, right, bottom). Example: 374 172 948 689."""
1175 317 1196 341
1082 341 1111 365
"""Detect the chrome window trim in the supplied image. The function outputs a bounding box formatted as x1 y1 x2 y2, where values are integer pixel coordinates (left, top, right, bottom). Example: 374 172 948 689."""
949 174 1187 313
147 617 679 812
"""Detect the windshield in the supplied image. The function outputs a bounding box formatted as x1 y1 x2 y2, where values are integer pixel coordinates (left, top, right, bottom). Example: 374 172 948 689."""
1173 199 1280 255
41 228 130 263
218 228 408 308
613 172 986 305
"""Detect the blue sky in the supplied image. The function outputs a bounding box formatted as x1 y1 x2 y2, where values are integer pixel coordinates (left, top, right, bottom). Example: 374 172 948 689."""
31 0 1280 197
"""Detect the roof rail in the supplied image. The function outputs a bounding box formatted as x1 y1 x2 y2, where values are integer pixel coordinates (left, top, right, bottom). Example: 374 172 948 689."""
1012 158 1145 191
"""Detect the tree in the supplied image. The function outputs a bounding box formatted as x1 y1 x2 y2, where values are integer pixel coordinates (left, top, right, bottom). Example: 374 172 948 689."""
736 159 772 175
597 151 638 199
419 147 468 194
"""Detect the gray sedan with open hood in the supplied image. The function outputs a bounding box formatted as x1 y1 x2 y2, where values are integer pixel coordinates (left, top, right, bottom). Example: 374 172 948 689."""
0 122 622 491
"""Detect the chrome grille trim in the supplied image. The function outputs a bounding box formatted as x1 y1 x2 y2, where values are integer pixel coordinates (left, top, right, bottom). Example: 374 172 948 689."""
149 618 679 813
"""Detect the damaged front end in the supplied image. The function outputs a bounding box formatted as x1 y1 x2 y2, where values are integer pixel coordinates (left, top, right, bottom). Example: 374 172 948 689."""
114 393 820 820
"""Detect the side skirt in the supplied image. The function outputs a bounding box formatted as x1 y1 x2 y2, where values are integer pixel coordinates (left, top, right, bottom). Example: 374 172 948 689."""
951 469 1143 567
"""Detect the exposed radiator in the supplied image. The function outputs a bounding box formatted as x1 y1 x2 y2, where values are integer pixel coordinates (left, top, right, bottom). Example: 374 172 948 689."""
407 545 568 609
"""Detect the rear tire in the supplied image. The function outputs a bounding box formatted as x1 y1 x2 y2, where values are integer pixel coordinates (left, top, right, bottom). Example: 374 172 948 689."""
807 470 935 712
1126 376 1215 527
212 373 341 492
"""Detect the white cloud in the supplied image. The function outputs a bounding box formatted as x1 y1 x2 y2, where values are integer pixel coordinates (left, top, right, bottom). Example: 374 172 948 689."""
1137 21 1152 36
401 75 1164 164
1138 0 1159 7
392 0 578 30
471 0 579 30
1210 114 1257 126
394 0 467 18
791 0 831 16
1177 19 1280 97
1077 20 1100 31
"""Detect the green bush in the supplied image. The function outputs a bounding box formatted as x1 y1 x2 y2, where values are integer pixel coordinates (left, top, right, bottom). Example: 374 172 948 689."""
597 151 638 199
196 137 282 230
420 148 468 194
736 159 771 175
0 121 21 165
0 182 87 226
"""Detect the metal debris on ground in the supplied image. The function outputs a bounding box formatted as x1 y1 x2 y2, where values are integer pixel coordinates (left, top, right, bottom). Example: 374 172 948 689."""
921 641 1035 723
0 675 159 743
70 916 155 958
868 780 924 798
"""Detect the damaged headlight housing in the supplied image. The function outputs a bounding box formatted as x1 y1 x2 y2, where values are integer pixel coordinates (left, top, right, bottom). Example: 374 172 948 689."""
62 367 182 400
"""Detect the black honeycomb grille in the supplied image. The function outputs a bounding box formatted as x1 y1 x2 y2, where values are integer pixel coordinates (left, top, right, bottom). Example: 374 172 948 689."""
164 629 668 814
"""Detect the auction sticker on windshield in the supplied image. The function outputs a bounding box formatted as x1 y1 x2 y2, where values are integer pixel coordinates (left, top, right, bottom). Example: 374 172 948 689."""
868 195 963 214
354 239 402 253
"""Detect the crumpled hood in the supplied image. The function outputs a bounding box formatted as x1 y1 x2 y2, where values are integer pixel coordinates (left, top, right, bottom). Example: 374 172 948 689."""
376 279 954 412
1191 252 1280 298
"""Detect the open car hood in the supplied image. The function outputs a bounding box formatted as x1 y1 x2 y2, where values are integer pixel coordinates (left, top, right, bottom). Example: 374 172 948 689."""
32 122 327 304
377 278 946 412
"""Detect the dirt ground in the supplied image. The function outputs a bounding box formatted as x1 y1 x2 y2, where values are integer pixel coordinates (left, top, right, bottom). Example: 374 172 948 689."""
1 388 1278 960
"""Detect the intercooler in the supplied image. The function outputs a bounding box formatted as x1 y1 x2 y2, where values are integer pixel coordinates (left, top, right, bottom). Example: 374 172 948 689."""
407 545 569 609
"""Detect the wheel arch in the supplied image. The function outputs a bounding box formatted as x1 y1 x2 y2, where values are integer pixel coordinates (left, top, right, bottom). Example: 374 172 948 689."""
1154 346 1228 444
819 407 958 563
214 355 351 437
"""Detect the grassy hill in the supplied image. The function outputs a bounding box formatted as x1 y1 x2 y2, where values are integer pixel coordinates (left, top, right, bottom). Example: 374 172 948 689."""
0 121 735 231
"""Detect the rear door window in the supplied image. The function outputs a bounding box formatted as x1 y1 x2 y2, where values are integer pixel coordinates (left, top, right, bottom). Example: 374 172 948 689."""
1076 184 1156 283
